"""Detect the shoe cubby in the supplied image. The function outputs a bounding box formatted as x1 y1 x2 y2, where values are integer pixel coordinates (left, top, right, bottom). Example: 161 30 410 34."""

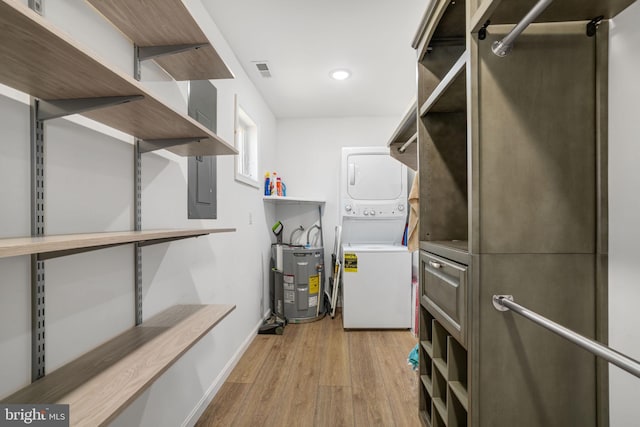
432 362 448 417
419 316 469 426
447 336 468 427
419 305 435 425
432 402 447 427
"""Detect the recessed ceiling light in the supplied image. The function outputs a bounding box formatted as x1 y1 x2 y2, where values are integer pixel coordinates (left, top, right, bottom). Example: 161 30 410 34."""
330 69 351 81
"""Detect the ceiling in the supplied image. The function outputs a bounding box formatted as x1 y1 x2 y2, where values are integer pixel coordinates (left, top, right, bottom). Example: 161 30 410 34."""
202 0 427 119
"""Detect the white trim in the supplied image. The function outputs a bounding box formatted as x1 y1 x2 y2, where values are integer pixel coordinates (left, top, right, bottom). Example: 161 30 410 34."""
181 311 271 427
235 172 260 189
233 94 260 188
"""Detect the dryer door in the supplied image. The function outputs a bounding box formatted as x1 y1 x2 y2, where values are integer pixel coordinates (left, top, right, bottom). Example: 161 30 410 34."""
346 152 404 201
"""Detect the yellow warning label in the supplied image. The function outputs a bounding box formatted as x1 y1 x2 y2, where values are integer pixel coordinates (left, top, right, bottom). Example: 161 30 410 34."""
309 275 319 294
344 253 358 272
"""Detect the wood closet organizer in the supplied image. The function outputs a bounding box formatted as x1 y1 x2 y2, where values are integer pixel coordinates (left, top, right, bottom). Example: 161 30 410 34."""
0 1 237 425
412 0 636 426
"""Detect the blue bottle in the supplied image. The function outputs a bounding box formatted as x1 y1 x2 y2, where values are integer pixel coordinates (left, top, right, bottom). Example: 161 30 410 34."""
264 172 270 196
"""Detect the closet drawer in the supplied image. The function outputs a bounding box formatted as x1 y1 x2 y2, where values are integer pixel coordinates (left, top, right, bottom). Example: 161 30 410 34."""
420 251 467 347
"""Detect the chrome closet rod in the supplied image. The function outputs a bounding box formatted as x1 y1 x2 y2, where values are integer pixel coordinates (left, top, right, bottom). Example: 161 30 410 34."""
398 133 418 153
492 295 640 379
491 0 554 57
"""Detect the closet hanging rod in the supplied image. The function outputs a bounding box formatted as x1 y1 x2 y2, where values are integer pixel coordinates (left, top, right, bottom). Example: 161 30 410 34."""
491 0 553 57
492 295 640 379
398 133 418 153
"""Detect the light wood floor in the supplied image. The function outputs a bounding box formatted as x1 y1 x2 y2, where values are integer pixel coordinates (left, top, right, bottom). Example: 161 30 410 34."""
196 313 420 427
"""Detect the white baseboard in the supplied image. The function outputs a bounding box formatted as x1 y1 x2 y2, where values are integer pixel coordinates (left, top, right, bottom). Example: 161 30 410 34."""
182 312 270 427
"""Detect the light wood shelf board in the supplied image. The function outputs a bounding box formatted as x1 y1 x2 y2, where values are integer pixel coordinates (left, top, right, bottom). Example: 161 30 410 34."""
2 304 235 426
449 381 469 412
263 196 326 205
420 51 468 116
0 228 235 259
0 0 236 156
470 0 636 32
86 0 233 80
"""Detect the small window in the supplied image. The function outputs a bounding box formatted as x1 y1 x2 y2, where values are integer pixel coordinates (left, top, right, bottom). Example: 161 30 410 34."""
234 96 259 188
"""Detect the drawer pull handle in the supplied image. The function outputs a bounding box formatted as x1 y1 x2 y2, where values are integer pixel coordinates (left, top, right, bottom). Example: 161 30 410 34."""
429 261 443 269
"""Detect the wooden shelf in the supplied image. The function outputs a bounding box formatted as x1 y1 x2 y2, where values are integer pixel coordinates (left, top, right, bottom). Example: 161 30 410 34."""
422 340 434 358
413 0 467 61
387 100 418 171
433 358 448 380
420 52 467 116
421 374 434 396
433 397 448 425
86 0 233 81
470 0 636 32
420 241 470 266
0 0 236 157
449 381 469 412
263 196 326 205
0 228 235 259
2 304 235 426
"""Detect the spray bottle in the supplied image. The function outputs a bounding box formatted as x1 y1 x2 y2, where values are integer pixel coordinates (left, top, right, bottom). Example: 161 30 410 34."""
264 172 270 196
270 172 276 195
276 176 282 196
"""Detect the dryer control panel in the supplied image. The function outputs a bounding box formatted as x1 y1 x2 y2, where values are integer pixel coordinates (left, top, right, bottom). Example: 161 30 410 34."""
343 202 406 218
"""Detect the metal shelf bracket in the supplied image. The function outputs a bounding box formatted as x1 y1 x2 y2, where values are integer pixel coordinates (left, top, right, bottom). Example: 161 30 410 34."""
134 43 208 81
138 137 203 154
37 95 144 121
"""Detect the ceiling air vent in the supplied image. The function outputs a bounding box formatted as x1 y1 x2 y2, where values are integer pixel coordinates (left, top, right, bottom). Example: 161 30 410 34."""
254 62 272 78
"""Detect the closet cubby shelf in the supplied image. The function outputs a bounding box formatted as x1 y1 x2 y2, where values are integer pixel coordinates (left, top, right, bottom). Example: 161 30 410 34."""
1 304 235 427
470 0 637 32
0 228 235 259
86 0 234 81
421 375 434 396
432 398 448 424
433 358 448 380
419 51 467 116
422 340 434 358
419 311 468 427
387 99 417 171
0 0 237 157
449 381 469 411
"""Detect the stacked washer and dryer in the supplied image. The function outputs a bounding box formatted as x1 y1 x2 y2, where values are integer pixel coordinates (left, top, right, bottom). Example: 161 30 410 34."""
340 147 412 329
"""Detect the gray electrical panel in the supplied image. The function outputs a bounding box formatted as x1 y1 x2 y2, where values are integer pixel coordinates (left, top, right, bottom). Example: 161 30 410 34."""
187 80 217 219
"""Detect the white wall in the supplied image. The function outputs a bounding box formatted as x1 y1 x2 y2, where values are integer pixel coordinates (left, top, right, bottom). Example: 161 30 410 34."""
274 117 400 276
0 1 276 426
609 2 640 426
